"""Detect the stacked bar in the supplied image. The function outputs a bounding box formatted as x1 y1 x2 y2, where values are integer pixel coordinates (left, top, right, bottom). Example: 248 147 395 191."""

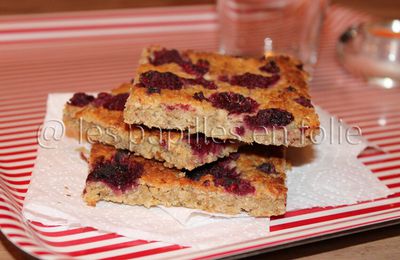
63 46 319 217
63 84 239 170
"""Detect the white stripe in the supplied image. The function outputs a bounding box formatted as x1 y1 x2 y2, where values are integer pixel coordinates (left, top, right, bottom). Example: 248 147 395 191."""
357 120 400 129
0 151 36 160
0 24 216 42
368 161 400 171
73 241 172 259
137 247 196 260
271 195 400 225
0 13 216 31
0 107 45 117
0 188 27 198
0 127 40 137
0 167 33 174
390 187 400 193
181 209 400 259
0 119 42 128
0 145 38 154
360 152 400 164
0 138 37 147
0 133 38 142
369 169 399 177
382 178 400 185
364 131 400 140
374 137 400 146
386 145 400 151
32 231 114 243
0 174 31 182
36 237 139 253
0 97 46 106
0 5 212 22
0 208 25 221
271 208 400 236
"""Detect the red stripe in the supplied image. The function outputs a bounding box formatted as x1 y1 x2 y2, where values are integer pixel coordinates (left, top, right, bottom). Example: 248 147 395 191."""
0 59 133 80
0 129 40 137
388 148 400 154
379 173 400 181
358 151 386 159
200 213 400 260
0 98 46 108
271 193 400 223
330 106 400 120
40 233 123 247
0 214 21 221
387 183 400 189
0 19 216 34
0 30 216 66
359 119 400 130
0 6 213 23
363 127 400 136
0 148 36 158
271 201 400 231
0 24 216 45
0 223 26 231
8 233 29 239
0 184 27 194
0 110 46 119
0 71 132 97
17 242 39 247
380 141 400 148
1 179 30 185
371 165 400 173
0 122 41 131
346 114 400 125
368 134 400 142
0 205 20 215
30 251 54 256
3 193 25 202
30 226 96 237
364 156 400 166
0 142 38 150
67 240 151 257
0 156 36 163
0 116 43 124
0 135 38 143
1 171 32 178
0 195 23 208
100 245 185 260
0 164 34 171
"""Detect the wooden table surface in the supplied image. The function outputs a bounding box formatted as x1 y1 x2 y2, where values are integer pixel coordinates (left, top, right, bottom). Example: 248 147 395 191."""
1 0 399 259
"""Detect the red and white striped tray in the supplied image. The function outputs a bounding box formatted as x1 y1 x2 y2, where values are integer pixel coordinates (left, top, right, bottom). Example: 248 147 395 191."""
1 5 400 259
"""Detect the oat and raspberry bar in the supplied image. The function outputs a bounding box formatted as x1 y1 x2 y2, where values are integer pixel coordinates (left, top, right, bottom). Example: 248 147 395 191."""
63 84 239 170
83 143 287 217
124 46 319 147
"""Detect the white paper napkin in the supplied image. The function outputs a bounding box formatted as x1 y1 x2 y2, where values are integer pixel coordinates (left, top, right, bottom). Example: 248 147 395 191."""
286 110 392 210
23 93 392 249
23 94 268 249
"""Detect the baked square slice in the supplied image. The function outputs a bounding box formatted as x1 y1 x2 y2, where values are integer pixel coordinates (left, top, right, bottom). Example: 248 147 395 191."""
63 84 239 170
124 46 319 147
83 143 288 217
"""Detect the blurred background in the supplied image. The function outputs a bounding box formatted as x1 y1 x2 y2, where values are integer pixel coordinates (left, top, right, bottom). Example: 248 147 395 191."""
0 0 399 18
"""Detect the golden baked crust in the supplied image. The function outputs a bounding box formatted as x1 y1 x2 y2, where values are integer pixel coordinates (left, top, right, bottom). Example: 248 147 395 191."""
83 143 288 217
124 46 320 147
63 85 239 170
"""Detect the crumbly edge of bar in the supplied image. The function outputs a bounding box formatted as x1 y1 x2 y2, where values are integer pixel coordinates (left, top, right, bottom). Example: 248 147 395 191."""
83 180 286 217
124 47 320 147
124 101 318 147
63 105 239 170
